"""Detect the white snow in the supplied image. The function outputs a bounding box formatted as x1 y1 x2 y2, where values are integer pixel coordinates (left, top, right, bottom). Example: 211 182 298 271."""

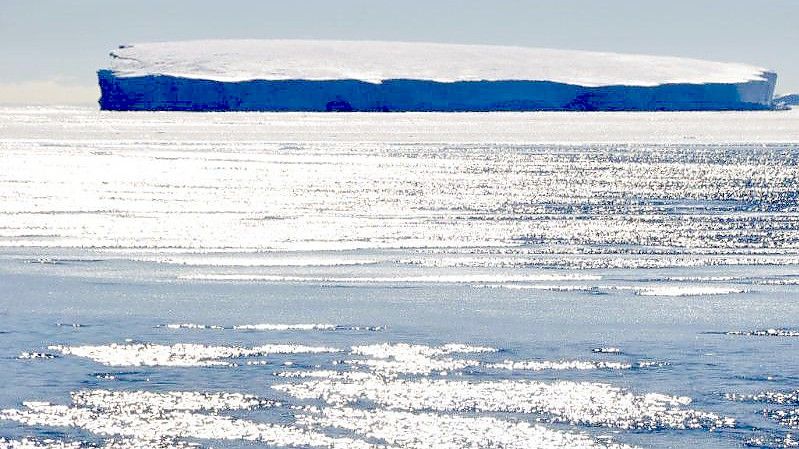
107 40 770 87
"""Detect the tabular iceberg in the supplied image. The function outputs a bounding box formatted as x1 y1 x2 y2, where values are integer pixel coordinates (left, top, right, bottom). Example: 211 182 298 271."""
774 93 799 108
98 40 777 112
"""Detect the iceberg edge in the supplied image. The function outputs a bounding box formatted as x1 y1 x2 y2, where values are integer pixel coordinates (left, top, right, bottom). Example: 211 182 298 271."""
97 40 778 112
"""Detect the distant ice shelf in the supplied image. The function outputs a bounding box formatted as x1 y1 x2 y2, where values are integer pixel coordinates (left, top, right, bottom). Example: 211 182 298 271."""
98 40 778 112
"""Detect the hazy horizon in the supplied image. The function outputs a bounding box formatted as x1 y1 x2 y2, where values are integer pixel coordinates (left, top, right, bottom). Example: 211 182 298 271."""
1 0 797 105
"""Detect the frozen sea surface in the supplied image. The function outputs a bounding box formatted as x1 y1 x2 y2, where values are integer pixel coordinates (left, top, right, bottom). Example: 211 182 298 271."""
1 107 799 449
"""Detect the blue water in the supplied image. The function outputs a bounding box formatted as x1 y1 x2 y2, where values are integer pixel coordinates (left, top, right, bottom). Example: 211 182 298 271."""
1 109 798 449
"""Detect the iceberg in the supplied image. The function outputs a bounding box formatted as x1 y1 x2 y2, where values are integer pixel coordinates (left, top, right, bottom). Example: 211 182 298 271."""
98 40 777 111
774 93 799 108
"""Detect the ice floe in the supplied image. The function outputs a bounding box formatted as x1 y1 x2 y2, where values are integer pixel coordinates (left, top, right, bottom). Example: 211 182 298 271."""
100 438 200 449
17 352 58 360
179 273 601 283
162 323 225 330
1 338 735 449
727 389 799 405
49 343 339 367
0 387 641 449
348 343 495 375
489 360 634 371
481 284 599 292
0 437 200 449
275 370 375 380
636 285 745 296
402 255 799 270
0 396 380 449
159 323 383 332
726 329 799 337
235 324 336 331
727 389 799 430
767 409 799 429
745 433 799 449
0 439 81 449
754 278 799 286
69 389 278 411
297 407 637 449
143 255 381 267
593 347 623 354
276 376 733 430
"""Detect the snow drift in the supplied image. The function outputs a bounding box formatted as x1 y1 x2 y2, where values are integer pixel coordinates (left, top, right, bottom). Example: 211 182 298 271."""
98 40 777 111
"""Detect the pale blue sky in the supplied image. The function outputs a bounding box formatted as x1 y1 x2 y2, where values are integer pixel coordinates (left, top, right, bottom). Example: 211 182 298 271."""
1 0 797 104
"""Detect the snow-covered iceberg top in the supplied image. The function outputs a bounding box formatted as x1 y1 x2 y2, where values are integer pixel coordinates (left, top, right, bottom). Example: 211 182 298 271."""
106 39 770 87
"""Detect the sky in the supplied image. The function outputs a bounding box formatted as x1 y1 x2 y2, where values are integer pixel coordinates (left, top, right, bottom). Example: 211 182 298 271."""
1 0 797 104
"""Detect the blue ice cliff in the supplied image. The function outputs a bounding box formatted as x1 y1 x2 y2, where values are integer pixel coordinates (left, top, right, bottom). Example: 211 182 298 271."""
98 40 777 111
774 93 799 109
